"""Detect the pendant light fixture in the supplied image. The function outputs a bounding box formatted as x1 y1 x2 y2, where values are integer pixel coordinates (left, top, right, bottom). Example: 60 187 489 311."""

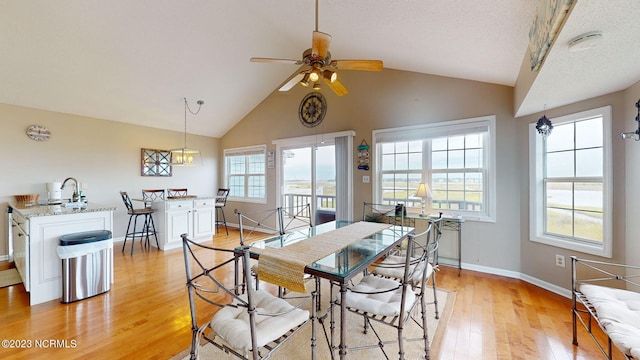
170 98 204 166
535 105 553 139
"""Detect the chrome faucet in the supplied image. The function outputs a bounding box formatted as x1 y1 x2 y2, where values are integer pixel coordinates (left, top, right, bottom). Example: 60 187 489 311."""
61 177 79 202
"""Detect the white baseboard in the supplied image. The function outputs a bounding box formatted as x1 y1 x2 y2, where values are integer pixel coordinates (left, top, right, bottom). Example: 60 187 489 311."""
460 261 572 299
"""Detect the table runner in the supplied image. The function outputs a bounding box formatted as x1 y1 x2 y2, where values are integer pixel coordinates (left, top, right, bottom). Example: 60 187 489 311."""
255 221 392 293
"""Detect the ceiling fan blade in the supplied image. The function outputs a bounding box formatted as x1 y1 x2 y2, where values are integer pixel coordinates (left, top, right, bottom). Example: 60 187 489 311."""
251 57 303 65
312 31 331 58
331 60 383 71
279 72 306 92
324 78 348 96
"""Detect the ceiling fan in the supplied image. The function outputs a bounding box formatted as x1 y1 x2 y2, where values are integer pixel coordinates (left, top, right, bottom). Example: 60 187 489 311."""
250 0 383 96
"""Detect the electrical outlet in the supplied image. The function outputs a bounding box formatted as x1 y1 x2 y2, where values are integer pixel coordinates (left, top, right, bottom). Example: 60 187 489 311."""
555 254 566 268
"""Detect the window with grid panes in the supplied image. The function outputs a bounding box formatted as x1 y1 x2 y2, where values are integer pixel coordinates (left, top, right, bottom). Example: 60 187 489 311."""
373 116 495 221
529 106 612 257
224 145 266 202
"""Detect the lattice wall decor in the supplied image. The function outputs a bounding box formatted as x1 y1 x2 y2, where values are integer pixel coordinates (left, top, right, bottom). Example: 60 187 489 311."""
141 148 172 177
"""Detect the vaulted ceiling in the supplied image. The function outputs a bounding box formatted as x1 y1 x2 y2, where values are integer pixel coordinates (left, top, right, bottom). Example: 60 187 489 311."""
1 1 638 138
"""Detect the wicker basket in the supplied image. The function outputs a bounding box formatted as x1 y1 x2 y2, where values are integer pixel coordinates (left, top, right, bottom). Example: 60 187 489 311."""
14 193 40 204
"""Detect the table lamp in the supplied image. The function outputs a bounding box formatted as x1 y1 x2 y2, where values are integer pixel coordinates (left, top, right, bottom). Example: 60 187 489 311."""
415 183 432 217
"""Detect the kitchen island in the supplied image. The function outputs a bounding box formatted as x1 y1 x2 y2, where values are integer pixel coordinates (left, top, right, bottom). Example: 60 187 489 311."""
148 196 215 251
9 202 115 305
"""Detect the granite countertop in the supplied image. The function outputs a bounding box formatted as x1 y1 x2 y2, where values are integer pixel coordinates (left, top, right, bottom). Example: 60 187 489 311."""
166 196 214 201
135 196 214 203
10 202 117 219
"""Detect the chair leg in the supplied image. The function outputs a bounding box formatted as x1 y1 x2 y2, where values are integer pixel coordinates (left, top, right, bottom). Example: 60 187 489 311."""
398 322 405 360
431 271 439 319
131 214 140 255
421 294 431 360
220 207 228 235
122 215 134 253
142 214 151 248
146 213 159 249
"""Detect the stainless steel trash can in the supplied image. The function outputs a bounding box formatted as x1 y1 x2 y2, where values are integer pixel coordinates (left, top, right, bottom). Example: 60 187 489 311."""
57 230 113 303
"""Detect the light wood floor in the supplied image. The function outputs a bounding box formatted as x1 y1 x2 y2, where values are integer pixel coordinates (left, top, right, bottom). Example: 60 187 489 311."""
0 229 623 359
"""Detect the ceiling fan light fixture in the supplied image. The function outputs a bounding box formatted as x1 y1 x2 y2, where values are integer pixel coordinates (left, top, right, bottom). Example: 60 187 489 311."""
312 82 321 91
300 73 311 87
323 69 337 83
309 67 321 82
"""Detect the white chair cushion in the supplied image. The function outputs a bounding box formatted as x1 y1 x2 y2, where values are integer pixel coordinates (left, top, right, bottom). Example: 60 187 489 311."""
350 238 385 255
210 289 309 351
344 275 415 317
580 284 640 357
372 254 433 282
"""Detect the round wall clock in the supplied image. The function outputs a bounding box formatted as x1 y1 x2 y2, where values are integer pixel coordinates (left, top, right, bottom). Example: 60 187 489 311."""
298 92 327 128
26 124 51 141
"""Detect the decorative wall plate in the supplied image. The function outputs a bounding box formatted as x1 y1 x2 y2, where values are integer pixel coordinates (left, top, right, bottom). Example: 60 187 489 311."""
26 124 51 141
298 92 327 128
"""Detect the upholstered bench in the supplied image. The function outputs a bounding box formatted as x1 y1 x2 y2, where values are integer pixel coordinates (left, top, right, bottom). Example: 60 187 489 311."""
572 257 640 359
577 284 640 358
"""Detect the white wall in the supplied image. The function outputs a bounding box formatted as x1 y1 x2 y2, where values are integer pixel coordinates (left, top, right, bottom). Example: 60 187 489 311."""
0 103 219 257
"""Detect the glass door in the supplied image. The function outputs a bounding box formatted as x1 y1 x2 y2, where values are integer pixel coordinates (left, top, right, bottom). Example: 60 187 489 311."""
282 144 336 226
315 145 336 224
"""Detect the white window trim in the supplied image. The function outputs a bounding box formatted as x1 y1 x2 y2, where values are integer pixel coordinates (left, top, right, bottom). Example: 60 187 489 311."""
224 144 267 204
372 115 496 222
528 106 613 257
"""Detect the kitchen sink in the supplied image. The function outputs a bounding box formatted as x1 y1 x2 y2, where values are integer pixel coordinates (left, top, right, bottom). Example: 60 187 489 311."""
63 202 86 209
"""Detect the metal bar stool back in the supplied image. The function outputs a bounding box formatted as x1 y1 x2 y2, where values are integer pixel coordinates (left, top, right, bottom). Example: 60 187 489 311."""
215 188 230 235
167 188 188 198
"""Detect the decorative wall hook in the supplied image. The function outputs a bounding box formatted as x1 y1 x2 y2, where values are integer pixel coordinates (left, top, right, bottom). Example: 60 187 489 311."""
621 99 640 141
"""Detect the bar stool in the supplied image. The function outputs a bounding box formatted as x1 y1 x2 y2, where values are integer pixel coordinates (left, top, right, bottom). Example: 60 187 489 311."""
215 188 230 235
119 191 159 254
167 188 188 197
142 189 165 204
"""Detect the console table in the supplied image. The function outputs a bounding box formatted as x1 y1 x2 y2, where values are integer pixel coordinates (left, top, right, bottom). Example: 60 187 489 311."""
389 213 464 275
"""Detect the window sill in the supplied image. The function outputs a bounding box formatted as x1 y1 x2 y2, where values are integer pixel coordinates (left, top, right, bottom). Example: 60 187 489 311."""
530 234 611 258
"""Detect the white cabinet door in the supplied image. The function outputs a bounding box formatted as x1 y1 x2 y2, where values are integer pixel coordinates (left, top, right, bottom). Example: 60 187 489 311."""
153 199 215 250
12 219 29 292
28 211 113 306
193 206 214 239
166 209 192 248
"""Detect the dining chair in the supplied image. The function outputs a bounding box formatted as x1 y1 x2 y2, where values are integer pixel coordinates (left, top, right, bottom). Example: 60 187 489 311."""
181 233 317 360
362 202 396 223
167 188 188 197
235 206 317 302
371 213 444 319
235 207 283 290
353 202 400 257
276 203 319 302
340 219 440 360
119 191 159 254
215 188 230 235
280 203 313 233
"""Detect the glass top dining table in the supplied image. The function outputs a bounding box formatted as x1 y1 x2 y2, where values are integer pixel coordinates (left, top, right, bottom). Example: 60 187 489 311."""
238 220 415 359
245 220 414 282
